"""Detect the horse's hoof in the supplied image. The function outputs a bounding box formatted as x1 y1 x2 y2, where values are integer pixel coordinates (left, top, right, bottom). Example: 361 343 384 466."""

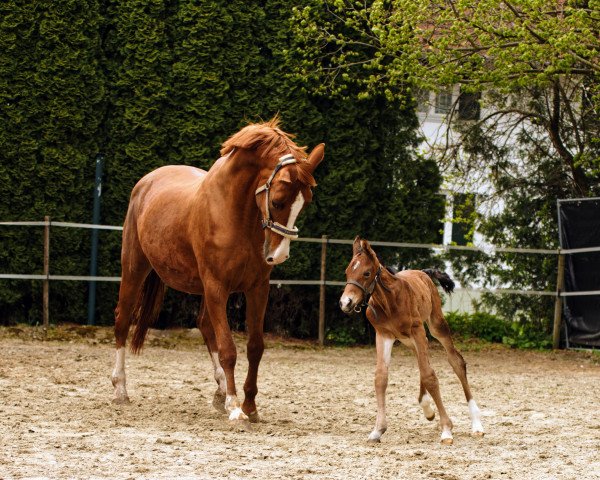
472 430 485 438
112 396 130 405
247 411 260 423
367 431 383 443
425 413 435 422
441 437 453 445
228 407 249 422
367 437 381 444
212 390 227 414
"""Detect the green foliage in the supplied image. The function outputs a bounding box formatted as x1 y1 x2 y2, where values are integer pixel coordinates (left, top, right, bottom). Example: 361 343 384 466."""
445 311 552 349
0 0 105 323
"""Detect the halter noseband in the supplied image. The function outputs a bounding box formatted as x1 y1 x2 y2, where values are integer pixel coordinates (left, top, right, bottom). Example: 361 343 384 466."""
255 154 300 239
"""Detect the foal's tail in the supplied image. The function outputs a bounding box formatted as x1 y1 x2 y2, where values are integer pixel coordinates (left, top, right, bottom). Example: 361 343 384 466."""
422 268 455 294
130 270 165 354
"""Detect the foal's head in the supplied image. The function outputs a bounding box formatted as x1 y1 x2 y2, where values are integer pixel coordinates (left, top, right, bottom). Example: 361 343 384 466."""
339 236 382 313
220 117 325 265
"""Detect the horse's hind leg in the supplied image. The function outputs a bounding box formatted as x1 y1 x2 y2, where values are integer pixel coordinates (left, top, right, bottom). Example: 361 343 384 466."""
399 338 435 421
411 324 454 444
428 311 484 437
111 230 151 403
197 301 227 414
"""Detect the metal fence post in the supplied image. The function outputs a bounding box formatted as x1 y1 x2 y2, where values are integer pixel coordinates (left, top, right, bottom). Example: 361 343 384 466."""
43 216 50 333
552 253 565 349
318 235 328 345
87 154 104 325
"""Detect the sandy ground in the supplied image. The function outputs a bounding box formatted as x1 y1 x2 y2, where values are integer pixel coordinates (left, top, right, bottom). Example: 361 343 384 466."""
0 326 599 480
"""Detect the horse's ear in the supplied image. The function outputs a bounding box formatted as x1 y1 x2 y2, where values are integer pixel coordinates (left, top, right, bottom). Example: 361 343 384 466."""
306 143 325 173
353 235 363 254
361 239 376 259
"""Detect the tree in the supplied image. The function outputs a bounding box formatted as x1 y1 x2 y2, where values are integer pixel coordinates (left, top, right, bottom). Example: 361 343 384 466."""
293 0 600 331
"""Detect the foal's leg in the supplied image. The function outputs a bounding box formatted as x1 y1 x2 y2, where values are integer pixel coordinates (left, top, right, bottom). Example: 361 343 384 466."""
399 338 435 422
428 313 484 436
411 324 454 444
241 281 269 423
197 302 227 414
111 245 150 403
368 332 395 443
204 283 246 421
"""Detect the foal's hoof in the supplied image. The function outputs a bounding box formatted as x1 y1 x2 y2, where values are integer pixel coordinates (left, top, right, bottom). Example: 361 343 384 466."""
367 430 384 443
472 430 485 438
441 437 454 445
425 412 435 422
212 390 227 414
112 396 130 405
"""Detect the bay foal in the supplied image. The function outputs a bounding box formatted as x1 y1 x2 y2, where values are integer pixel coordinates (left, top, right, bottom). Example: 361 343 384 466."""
339 237 484 444
112 118 324 423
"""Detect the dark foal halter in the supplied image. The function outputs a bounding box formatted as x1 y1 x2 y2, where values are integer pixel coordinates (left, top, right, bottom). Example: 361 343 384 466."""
255 154 300 239
345 265 391 320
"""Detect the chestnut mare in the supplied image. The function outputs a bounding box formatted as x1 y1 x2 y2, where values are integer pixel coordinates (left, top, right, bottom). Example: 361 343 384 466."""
339 237 484 444
111 118 324 423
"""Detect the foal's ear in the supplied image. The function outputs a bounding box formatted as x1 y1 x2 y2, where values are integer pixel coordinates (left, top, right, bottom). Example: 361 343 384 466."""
360 238 376 258
352 235 363 255
306 143 325 173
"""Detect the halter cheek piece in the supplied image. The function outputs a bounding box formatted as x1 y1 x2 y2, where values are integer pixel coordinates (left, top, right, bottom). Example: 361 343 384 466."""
255 154 301 239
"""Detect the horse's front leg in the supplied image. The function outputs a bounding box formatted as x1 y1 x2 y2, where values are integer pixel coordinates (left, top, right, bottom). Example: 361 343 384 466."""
242 280 269 423
204 283 246 422
368 332 395 442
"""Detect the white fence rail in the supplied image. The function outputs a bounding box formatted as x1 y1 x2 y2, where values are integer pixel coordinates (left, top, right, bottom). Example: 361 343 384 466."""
2 219 600 347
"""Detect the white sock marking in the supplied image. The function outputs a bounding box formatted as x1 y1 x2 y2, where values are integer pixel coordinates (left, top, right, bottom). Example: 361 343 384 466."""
210 352 226 394
420 392 435 418
469 399 484 434
112 347 128 399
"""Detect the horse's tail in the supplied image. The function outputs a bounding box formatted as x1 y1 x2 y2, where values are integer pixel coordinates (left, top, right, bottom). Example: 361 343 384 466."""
130 269 165 354
422 268 455 294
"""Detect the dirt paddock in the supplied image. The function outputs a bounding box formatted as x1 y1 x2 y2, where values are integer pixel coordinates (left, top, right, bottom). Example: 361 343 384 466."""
0 326 599 480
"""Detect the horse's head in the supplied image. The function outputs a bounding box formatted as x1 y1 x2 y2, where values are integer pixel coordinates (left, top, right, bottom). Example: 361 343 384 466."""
340 236 381 313
256 143 325 265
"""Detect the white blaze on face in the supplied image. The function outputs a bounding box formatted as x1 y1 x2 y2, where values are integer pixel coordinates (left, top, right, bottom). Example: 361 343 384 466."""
269 192 304 264
352 260 361 271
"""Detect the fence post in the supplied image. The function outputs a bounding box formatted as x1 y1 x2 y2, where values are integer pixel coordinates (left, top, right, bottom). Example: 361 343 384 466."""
552 253 565 350
43 216 50 333
318 234 328 345
87 153 104 325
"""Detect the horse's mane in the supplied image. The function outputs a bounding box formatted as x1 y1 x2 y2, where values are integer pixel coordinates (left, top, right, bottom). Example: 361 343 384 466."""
220 117 317 187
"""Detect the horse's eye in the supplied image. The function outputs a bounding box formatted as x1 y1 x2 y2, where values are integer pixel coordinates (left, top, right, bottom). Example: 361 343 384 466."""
272 201 284 210
364 271 371 278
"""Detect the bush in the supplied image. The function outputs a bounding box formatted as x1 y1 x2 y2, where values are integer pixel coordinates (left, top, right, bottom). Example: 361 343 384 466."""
444 311 552 349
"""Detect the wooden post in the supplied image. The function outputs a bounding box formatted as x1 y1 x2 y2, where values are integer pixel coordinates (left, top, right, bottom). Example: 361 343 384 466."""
318 235 328 346
43 216 50 334
552 253 565 350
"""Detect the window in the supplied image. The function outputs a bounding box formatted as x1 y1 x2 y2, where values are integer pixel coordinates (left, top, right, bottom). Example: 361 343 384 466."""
435 89 453 114
458 91 481 121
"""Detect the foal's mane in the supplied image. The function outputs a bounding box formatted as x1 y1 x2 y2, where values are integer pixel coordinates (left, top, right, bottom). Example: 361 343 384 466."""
220 117 317 187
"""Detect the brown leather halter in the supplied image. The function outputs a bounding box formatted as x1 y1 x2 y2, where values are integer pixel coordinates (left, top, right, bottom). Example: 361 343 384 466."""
255 154 300 239
346 265 390 319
